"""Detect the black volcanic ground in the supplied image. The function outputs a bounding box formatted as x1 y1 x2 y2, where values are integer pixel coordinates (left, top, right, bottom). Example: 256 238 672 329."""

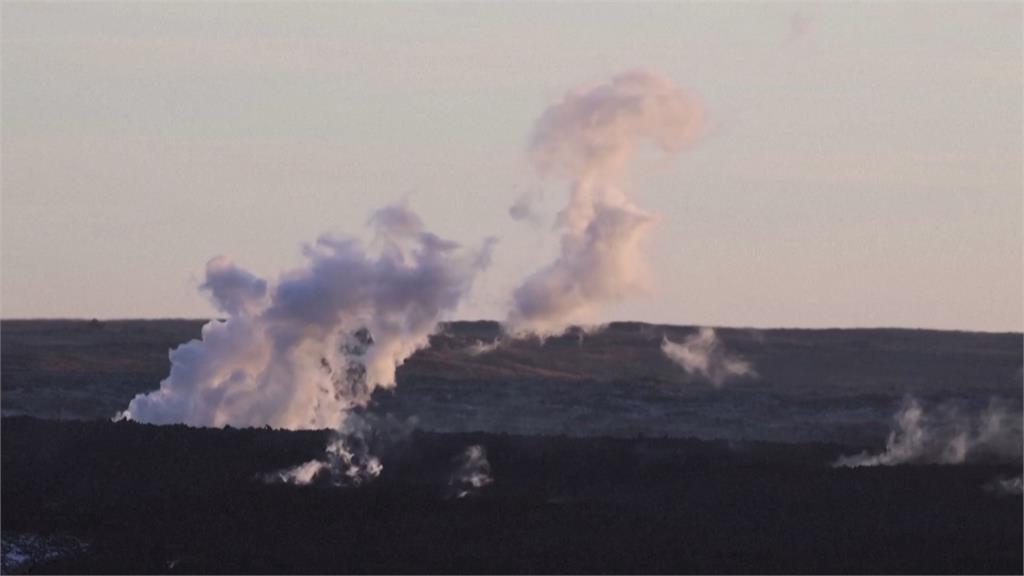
1 320 1022 573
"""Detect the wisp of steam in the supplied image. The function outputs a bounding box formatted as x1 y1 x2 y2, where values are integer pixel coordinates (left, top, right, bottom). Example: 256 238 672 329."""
835 397 1022 467
507 70 702 336
984 475 1023 496
120 204 495 430
267 416 384 486
466 338 503 357
449 445 493 499
662 327 755 387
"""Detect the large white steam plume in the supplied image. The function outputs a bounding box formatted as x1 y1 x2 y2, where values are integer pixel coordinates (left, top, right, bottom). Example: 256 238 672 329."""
120 204 495 430
835 397 1022 467
507 70 702 335
662 327 755 387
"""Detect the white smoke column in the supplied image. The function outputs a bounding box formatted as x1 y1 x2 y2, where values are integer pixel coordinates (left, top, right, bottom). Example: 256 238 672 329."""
508 70 702 335
120 204 495 430
661 328 754 387
450 445 493 499
835 397 1023 467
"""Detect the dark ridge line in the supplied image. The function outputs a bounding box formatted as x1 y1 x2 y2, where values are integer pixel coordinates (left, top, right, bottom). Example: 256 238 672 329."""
1 317 1021 336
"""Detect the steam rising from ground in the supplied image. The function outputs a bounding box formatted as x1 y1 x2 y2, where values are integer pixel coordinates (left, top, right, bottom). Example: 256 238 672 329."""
117 69 704 490
121 68 702 439
449 445 493 498
662 328 754 387
835 397 1022 467
268 416 385 486
271 435 382 486
120 204 494 430
508 70 702 335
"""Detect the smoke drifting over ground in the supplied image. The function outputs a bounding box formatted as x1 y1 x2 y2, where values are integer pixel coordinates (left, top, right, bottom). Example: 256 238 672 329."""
508 70 702 336
661 328 754 387
120 204 494 430
835 397 1022 467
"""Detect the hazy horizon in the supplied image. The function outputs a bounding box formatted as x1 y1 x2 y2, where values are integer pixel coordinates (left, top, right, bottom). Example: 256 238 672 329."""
3 2 1021 332
2 316 1021 336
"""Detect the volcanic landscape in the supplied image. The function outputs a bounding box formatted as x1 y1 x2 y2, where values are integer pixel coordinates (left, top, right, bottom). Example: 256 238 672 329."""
2 319 1021 573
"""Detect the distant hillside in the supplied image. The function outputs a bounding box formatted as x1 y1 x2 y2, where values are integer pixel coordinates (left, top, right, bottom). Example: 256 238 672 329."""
2 320 1021 444
411 320 1023 387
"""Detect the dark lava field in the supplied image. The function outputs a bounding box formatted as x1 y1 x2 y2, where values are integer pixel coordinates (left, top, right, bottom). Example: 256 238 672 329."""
1 320 1022 573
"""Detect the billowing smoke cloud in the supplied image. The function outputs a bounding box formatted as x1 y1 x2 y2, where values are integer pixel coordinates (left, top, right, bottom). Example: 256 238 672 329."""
449 444 493 499
120 204 494 430
835 397 1023 467
507 70 702 335
202 256 268 316
662 328 755 387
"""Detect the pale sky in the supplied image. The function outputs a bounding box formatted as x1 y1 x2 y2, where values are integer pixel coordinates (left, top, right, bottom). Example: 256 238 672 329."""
2 2 1021 331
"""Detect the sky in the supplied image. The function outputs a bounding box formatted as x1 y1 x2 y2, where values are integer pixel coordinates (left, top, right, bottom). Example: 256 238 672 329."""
2 2 1021 332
